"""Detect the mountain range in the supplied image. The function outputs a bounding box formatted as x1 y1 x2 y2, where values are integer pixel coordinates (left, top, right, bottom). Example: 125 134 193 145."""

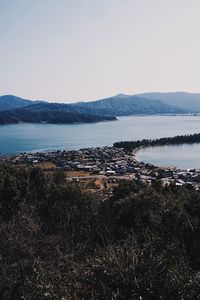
0 92 199 124
135 92 200 112
0 95 42 111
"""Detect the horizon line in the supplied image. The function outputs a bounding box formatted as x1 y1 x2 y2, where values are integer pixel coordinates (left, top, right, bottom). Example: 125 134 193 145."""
1 90 200 104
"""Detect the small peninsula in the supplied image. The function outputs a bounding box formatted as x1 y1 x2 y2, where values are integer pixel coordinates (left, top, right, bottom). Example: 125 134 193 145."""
114 132 200 151
0 108 117 125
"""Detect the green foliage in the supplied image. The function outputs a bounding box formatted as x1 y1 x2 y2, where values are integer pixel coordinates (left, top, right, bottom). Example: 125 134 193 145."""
0 166 28 219
114 132 200 151
1 166 200 298
0 105 116 124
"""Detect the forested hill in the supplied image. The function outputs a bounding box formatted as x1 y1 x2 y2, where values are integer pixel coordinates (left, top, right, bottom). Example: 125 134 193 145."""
0 95 43 111
2 92 200 117
0 106 116 124
18 95 186 115
22 96 185 116
0 94 187 119
69 94 186 115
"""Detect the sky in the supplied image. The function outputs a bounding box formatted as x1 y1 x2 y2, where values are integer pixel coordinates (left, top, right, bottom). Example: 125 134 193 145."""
1 0 200 103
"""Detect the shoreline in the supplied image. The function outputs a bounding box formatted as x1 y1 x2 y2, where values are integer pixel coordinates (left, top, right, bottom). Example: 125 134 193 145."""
0 144 194 171
133 145 177 170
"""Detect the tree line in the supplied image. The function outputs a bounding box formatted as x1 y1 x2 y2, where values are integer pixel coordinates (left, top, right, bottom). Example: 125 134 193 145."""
114 132 200 151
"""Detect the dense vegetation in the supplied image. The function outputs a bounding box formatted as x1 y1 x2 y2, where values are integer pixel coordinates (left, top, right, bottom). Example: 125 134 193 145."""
0 95 34 111
114 132 200 151
0 107 116 124
1 165 200 298
0 95 187 124
71 94 186 116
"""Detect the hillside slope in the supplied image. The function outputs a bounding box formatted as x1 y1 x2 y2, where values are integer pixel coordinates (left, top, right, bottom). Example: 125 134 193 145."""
0 95 42 111
0 106 116 124
70 94 186 115
0 93 190 125
136 92 200 112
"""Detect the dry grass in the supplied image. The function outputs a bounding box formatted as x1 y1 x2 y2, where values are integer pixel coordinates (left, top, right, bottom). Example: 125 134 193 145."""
65 171 91 177
34 162 56 170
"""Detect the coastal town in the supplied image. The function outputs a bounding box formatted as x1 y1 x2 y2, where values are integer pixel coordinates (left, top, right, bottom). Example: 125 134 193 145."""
1 146 200 193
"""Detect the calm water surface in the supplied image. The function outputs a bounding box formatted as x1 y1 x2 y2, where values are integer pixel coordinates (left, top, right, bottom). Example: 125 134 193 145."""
1 115 200 168
136 144 200 170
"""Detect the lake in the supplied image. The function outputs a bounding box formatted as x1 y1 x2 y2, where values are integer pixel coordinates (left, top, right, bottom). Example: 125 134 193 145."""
1 115 200 168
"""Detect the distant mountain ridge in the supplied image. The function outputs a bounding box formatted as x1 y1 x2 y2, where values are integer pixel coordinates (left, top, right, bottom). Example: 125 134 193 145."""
0 95 43 111
69 95 186 115
0 92 199 124
135 92 200 113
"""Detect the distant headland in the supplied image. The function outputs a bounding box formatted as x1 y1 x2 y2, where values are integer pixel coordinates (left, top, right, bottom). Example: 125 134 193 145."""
1 92 200 124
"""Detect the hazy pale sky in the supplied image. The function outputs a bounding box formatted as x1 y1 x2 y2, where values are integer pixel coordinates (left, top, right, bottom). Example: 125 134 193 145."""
1 0 200 102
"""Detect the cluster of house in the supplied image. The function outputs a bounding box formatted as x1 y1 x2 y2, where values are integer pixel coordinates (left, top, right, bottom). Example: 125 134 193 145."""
1 146 200 190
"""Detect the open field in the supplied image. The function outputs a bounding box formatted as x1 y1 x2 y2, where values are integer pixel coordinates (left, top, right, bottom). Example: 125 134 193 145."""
65 170 91 177
34 162 56 170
